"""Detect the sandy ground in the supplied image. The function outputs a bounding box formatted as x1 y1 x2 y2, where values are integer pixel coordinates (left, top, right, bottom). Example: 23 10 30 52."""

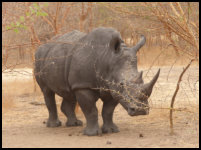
2 66 199 148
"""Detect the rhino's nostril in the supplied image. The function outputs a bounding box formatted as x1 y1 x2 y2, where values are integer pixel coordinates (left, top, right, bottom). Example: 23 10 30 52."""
128 107 136 116
120 82 124 86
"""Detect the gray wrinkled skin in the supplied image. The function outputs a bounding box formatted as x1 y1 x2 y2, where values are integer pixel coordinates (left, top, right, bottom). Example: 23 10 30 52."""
34 27 160 136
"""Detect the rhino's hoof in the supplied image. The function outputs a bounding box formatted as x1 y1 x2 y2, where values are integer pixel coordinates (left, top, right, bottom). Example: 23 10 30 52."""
83 127 102 136
46 119 62 127
102 124 119 133
66 119 83 127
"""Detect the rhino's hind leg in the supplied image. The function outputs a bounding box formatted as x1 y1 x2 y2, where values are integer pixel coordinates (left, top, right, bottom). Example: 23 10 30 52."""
75 90 101 136
42 88 61 127
61 96 83 127
101 95 119 133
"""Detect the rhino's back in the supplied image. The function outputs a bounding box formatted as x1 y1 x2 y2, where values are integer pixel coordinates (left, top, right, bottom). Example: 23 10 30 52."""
51 30 86 43
34 30 86 96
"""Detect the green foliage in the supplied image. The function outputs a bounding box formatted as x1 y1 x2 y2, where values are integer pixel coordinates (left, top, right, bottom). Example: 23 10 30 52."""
6 26 11 30
6 2 49 34
16 21 20 27
26 12 30 17
29 2 48 17
20 16 25 22
6 17 27 32
36 11 48 16
29 6 35 14
13 28 19 33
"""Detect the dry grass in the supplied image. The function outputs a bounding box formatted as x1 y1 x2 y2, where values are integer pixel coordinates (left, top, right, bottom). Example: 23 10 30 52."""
2 92 14 113
2 80 41 97
2 80 41 112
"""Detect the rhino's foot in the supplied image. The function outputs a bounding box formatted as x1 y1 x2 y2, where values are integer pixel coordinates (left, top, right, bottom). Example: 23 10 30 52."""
46 119 62 127
83 126 102 136
102 123 119 133
66 119 83 127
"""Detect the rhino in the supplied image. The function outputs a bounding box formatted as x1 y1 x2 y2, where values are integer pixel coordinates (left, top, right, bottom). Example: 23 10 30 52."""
34 27 160 136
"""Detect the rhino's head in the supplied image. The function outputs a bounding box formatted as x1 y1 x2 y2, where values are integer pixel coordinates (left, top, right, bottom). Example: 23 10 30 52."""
95 30 160 116
118 69 160 116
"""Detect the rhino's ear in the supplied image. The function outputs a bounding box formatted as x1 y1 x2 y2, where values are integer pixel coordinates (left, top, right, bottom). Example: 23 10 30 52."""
110 35 121 53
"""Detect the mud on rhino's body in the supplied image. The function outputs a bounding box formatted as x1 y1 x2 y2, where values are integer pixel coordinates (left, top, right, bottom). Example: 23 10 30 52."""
34 27 160 136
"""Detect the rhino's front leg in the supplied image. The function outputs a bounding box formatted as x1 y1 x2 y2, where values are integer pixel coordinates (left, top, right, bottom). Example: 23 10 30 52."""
75 90 101 136
101 95 119 133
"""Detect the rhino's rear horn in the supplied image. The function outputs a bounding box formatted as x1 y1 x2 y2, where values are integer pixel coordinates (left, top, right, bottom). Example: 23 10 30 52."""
132 35 146 53
142 69 160 96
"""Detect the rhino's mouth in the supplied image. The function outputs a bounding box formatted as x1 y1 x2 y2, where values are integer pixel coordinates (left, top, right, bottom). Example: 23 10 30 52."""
109 82 150 117
117 93 149 116
127 107 149 116
127 107 136 116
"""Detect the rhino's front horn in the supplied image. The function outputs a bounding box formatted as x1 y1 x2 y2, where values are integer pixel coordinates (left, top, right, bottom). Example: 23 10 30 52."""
132 35 146 53
142 69 160 96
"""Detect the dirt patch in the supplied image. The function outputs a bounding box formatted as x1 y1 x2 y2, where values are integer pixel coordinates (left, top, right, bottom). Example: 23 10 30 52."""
2 66 199 148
